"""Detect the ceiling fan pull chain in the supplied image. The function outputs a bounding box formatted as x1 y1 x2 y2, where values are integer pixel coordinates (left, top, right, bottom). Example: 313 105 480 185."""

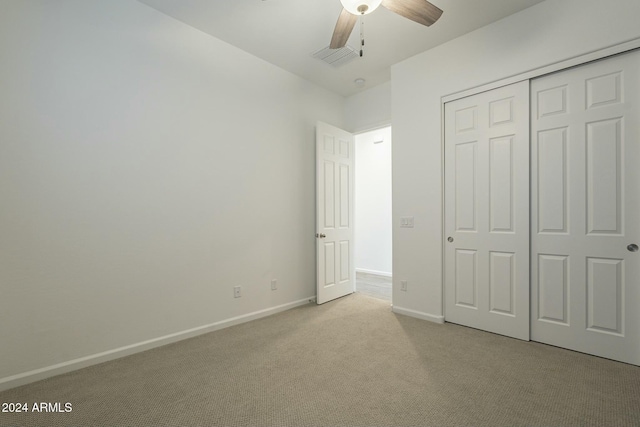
359 15 365 57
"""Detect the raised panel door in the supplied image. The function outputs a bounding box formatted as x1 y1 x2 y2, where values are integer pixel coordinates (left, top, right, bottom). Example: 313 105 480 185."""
444 81 530 340
316 122 355 304
531 50 640 365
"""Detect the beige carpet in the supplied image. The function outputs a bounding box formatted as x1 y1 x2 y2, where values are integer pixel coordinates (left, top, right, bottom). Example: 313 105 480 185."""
1 293 639 427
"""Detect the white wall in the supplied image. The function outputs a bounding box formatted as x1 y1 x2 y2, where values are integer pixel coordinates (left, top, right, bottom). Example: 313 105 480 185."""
355 127 392 277
0 0 344 387
344 81 391 133
391 0 640 320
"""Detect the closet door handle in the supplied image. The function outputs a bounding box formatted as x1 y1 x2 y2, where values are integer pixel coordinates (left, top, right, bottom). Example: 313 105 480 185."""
447 236 454 243
628 244 638 252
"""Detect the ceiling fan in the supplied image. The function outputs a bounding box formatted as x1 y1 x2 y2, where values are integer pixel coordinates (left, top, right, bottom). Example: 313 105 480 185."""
330 0 443 55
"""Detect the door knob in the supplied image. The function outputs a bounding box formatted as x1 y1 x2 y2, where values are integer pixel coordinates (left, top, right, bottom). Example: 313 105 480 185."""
447 236 454 243
316 233 326 238
628 243 639 252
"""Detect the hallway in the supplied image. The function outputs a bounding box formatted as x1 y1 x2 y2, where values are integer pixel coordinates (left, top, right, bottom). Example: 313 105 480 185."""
355 272 391 302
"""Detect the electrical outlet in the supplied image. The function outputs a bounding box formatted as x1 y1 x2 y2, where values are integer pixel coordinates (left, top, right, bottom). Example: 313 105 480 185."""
271 279 277 291
400 280 408 292
234 286 241 298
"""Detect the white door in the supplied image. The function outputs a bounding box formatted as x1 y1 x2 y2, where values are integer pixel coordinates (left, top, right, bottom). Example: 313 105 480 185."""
531 51 640 365
316 121 355 304
444 81 530 340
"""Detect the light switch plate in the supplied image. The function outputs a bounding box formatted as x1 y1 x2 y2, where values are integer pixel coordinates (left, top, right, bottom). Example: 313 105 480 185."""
400 217 414 228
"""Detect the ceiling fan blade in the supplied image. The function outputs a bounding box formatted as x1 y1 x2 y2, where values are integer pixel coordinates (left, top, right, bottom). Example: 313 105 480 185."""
330 8 358 49
381 0 443 27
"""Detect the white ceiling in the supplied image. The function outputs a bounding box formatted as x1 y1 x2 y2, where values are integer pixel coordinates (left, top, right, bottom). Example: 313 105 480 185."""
138 0 546 97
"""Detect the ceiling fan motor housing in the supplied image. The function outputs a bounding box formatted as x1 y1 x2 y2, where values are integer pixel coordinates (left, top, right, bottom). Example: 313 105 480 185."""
340 0 382 15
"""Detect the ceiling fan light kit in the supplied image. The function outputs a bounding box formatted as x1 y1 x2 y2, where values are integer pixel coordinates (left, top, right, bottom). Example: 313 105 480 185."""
331 0 443 52
340 0 382 15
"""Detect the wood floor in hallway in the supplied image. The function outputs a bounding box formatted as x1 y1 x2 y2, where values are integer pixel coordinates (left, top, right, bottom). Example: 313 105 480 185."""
355 271 391 302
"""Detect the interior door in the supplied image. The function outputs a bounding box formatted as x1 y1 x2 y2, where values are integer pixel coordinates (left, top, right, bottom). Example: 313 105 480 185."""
531 50 640 365
316 121 355 304
444 81 530 340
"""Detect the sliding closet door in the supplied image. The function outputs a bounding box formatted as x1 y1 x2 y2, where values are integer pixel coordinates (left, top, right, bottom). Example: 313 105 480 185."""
531 50 640 365
444 81 530 340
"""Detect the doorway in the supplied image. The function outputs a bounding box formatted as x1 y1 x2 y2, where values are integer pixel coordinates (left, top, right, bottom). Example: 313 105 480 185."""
354 126 392 302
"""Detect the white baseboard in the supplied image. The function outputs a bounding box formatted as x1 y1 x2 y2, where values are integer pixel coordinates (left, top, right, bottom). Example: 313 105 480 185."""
392 306 444 324
0 297 314 392
355 268 392 278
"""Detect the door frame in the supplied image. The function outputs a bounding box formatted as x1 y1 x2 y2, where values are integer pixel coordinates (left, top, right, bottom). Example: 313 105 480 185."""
352 124 393 299
315 122 393 304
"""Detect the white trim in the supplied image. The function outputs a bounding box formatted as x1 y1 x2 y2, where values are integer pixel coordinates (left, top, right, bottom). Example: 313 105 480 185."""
442 38 640 104
351 121 392 135
0 297 314 392
392 306 444 324
440 82 447 320
355 268 392 278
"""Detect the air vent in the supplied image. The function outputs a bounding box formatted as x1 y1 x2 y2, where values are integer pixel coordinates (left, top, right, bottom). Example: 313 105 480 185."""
311 45 359 67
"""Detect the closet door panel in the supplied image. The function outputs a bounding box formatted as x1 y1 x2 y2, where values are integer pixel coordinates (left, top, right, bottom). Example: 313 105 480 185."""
444 81 530 340
531 50 640 365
